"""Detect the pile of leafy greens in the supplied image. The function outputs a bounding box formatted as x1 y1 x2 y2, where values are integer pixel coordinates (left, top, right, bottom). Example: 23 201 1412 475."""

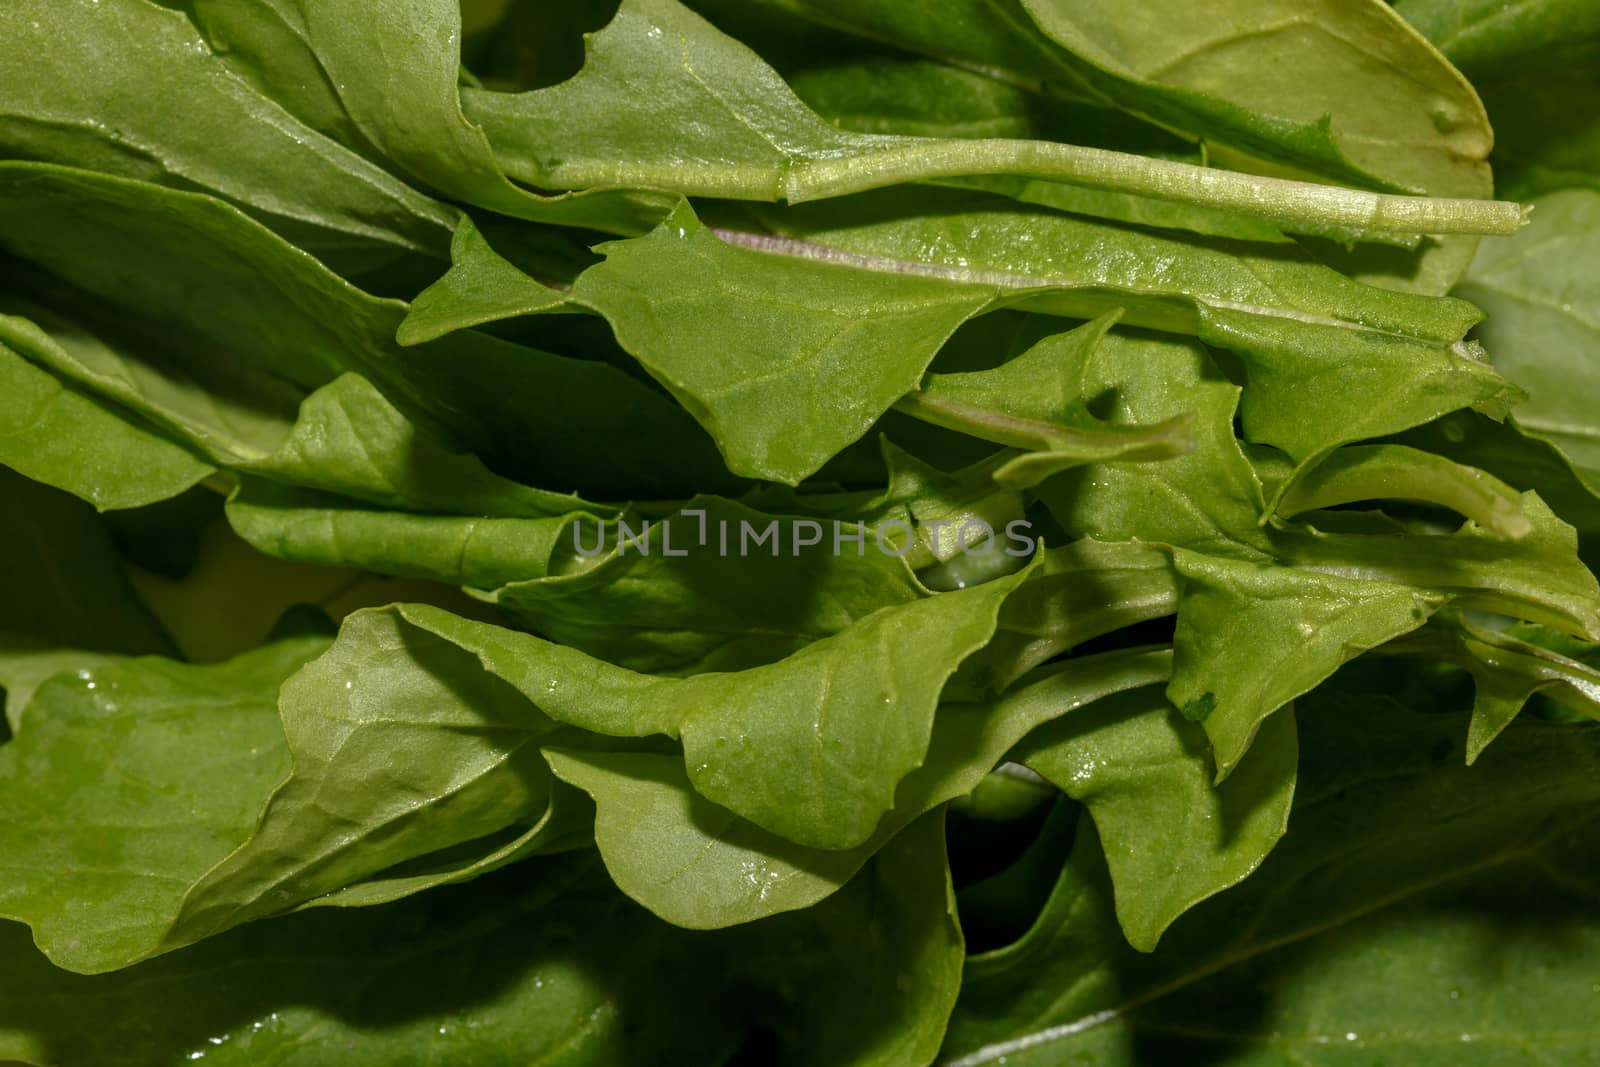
2 0 1599 1063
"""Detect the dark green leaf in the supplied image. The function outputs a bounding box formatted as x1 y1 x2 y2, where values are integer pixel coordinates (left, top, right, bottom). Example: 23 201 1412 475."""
942 684 1600 1065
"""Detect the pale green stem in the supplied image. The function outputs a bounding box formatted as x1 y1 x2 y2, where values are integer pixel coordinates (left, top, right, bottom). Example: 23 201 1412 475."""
1274 444 1531 540
790 139 1527 236
531 135 1528 237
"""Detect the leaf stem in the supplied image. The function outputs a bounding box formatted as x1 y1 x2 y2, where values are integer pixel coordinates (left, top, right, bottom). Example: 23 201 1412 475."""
791 139 1527 237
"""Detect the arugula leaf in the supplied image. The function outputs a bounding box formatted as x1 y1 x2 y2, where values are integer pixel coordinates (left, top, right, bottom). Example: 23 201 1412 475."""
224 480 586 590
718 811 966 1067
1272 443 1532 540
748 0 1498 292
967 539 1181 693
739 0 1492 197
1454 189 1600 476
395 219 572 346
490 497 928 674
0 855 743 1065
743 190 1508 463
336 567 1024 851
171 0 678 235
1011 0 1492 196
1398 0 1600 201
1384 615 1600 761
1278 493 1600 641
1036 328 1270 555
548 648 1171 927
0 0 458 260
168 609 565 948
7 5 1600 1061
573 201 996 483
897 312 1198 488
941 682 1600 1065
404 182 1507 482
0 163 735 499
1019 690 1296 952
462 0 1517 237
0 634 327 973
0 822 962 1067
0 337 212 512
1168 552 1442 776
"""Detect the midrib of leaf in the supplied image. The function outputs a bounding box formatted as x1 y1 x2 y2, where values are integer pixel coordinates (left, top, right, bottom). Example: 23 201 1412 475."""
710 226 1434 340
173 723 545 942
1122 1018 1597 1050
941 811 1597 1066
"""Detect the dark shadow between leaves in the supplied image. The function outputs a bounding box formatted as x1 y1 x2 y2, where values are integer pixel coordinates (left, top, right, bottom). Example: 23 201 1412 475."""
0 853 740 1066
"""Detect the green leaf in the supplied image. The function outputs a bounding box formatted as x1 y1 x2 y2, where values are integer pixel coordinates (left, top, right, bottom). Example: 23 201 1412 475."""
0 338 212 512
897 313 1198 488
0 822 962 1067
777 58 1352 245
240 373 597 517
489 496 928 674
0 0 458 259
0 162 734 499
0 634 327 973
1454 189 1600 475
294 777 594 912
1385 616 1600 762
409 186 1504 482
1036 329 1270 556
118 511 497 667
1273 443 1532 540
224 480 585 590
1395 411 1600 554
1019 689 1297 951
725 29 1325 244
744 190 1504 464
548 648 1172 927
0 305 610 521
744 0 1492 196
941 683 1600 1066
168 609 565 948
965 539 1180 693
861 441 1031 569
1397 0 1600 200
0 855 743 1065
1278 492 1600 641
0 640 125 736
719 811 966 1067
1201 305 1514 464
178 0 678 235
355 564 1026 851
572 201 996 484
1168 551 1443 777
0 292 310 472
396 219 571 346
462 0 1517 236
233 487 931 677
750 0 1497 292
1013 0 1492 195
